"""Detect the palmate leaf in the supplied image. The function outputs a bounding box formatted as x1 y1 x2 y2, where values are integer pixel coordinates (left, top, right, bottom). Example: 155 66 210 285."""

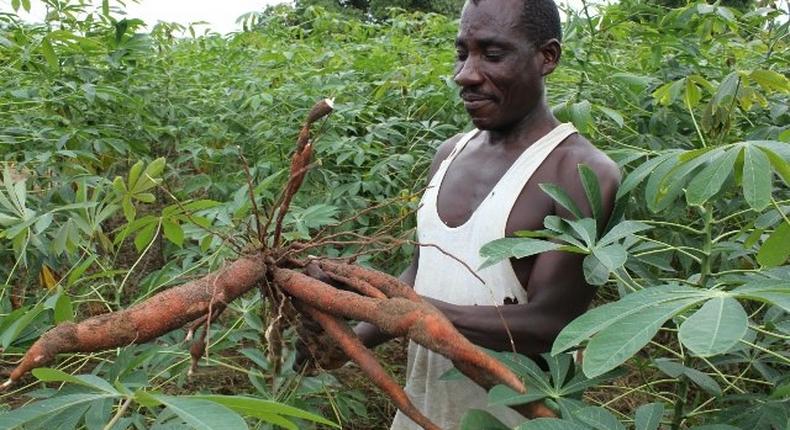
191 395 339 428
617 151 680 200
757 145 790 185
742 145 772 211
551 284 710 355
487 351 624 410
653 359 722 396
516 418 590 430
686 146 740 206
634 403 665 430
598 220 651 247
31 368 118 394
0 393 117 429
539 183 583 219
577 164 603 232
479 238 567 269
488 384 548 408
733 280 790 312
582 254 610 286
756 222 790 268
592 244 627 272
140 393 248 430
645 150 709 212
583 297 702 378
0 304 46 348
679 296 748 357
459 410 510 430
573 406 625 430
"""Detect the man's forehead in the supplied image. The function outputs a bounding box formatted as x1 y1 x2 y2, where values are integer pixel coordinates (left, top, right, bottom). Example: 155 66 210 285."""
458 0 523 40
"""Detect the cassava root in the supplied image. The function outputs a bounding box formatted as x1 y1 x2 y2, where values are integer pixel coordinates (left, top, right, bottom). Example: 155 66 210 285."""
4 255 267 388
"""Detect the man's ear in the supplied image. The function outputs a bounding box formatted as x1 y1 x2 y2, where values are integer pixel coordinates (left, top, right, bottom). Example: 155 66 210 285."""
539 39 561 76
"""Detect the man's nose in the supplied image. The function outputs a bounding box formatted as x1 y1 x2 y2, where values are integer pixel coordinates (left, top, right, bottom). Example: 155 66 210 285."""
453 57 484 87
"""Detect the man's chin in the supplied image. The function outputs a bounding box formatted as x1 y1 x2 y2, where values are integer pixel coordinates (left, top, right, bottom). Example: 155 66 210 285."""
470 116 498 130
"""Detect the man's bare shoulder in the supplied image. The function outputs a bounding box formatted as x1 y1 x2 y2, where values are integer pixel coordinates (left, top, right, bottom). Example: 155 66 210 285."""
427 132 466 179
555 134 621 188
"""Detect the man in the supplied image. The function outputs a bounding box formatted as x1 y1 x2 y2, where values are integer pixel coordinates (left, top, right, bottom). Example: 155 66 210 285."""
305 0 620 428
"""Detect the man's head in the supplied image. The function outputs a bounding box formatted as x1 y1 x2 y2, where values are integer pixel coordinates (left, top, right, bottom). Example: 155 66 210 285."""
454 0 562 130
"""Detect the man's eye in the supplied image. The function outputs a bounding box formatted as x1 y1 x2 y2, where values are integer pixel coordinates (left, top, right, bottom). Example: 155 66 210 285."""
456 50 468 61
484 50 504 60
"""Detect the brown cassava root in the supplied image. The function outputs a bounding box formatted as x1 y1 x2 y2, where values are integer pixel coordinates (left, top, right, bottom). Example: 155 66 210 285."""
4 255 267 388
3 98 548 428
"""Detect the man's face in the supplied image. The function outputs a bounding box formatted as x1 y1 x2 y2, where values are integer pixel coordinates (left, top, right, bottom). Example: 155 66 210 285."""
454 0 548 131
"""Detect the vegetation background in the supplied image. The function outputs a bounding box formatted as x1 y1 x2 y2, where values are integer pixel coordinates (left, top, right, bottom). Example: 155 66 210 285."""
0 0 787 429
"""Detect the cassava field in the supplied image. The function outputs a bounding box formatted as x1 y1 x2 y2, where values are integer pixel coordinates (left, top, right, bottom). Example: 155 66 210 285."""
0 0 788 429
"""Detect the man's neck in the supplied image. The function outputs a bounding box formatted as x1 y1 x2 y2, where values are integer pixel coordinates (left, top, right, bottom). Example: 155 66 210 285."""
485 103 560 149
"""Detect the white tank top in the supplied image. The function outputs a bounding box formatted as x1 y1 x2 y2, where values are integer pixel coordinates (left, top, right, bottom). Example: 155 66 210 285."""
391 123 577 430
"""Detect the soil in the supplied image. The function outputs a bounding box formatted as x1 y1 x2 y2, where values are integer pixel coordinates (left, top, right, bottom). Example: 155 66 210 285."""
332 337 408 430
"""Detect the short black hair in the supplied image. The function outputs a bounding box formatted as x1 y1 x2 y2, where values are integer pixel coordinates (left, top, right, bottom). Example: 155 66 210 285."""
469 0 562 46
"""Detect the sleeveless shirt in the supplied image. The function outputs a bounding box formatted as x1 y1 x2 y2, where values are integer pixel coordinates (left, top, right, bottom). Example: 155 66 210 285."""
390 123 578 429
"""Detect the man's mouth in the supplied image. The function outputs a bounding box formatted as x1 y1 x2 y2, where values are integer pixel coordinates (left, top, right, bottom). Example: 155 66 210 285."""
461 94 493 110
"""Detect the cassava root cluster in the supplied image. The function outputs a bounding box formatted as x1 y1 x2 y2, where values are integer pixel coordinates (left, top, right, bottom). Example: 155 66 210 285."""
3 98 554 429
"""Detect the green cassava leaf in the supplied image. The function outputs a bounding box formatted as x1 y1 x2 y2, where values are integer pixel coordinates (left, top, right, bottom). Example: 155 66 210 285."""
749 69 790 93
686 147 740 206
591 244 627 272
516 418 590 430
757 146 790 185
578 164 603 231
583 297 701 377
480 238 565 269
539 183 583 219
679 297 748 357
487 385 547 407
756 222 790 267
733 280 790 312
742 144 773 211
634 403 665 430
460 410 511 430
162 221 184 247
583 253 610 285
573 406 625 430
617 151 679 200
596 105 625 127
32 368 118 394
552 285 709 355
190 395 339 428
0 393 117 429
598 221 651 247
144 394 248 430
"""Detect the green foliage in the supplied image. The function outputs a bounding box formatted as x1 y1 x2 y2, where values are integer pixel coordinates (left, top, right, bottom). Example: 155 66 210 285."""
0 368 335 429
466 0 789 427
297 0 465 18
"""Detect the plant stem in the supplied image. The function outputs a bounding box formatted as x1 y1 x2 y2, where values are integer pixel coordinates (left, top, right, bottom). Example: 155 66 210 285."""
103 397 133 430
671 375 689 430
117 219 162 307
637 219 704 234
699 206 713 285
686 92 707 148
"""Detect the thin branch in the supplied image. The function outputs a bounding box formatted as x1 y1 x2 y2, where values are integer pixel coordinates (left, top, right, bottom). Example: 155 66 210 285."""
238 146 264 245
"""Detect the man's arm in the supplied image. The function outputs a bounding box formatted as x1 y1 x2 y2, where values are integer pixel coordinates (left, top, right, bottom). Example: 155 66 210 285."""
427 151 621 355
